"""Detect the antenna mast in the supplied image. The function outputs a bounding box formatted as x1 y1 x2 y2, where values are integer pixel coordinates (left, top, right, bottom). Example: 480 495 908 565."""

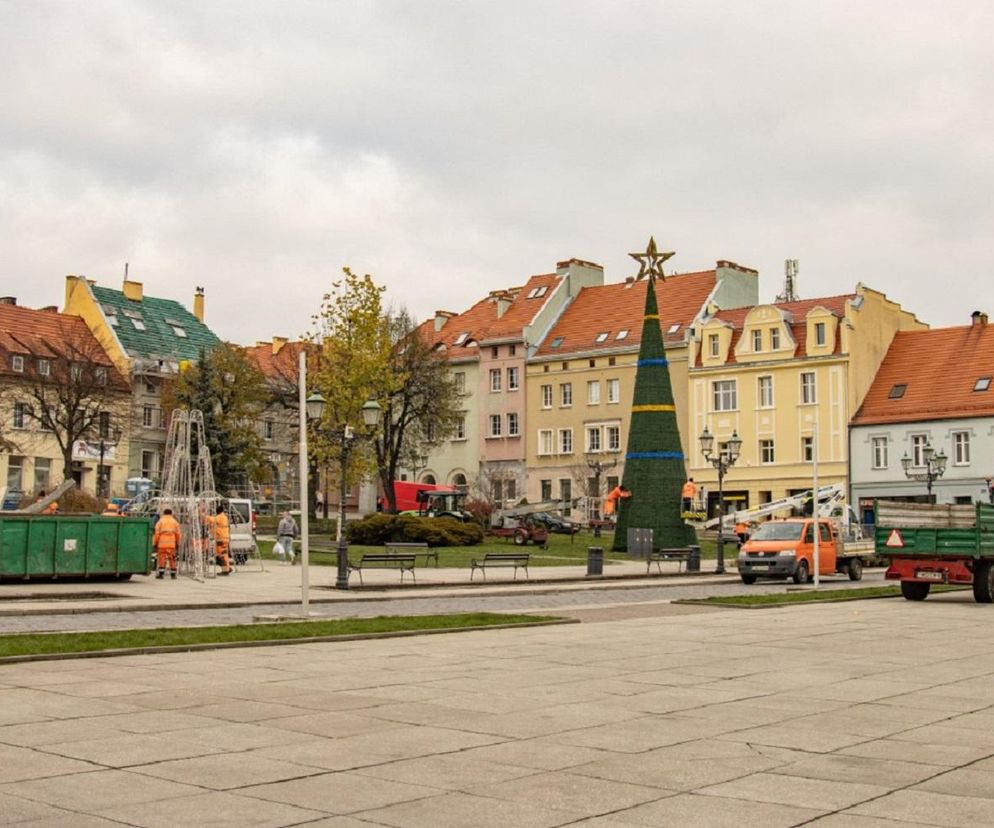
776 259 799 303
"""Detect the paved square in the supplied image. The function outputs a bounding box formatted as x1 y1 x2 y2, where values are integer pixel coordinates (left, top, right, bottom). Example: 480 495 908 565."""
2 591 994 826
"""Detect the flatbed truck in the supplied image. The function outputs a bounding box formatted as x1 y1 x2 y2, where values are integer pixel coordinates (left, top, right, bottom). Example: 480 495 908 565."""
875 500 994 602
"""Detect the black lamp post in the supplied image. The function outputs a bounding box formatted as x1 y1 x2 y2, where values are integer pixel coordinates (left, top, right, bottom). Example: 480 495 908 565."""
305 394 382 590
585 452 618 537
901 442 948 501
986 477 993 505
699 426 742 574
97 426 123 499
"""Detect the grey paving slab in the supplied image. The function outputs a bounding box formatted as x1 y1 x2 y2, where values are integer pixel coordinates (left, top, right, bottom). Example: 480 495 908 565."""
0 743 99 784
698 772 890 811
913 766 994 799
465 768 668 812
600 791 825 827
353 753 539 791
0 769 205 811
239 770 436 815
850 789 994 827
131 751 325 790
360 789 587 827
95 790 329 827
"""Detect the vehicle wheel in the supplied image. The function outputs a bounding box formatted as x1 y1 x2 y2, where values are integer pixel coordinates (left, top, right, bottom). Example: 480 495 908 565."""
740 574 757 584
901 581 931 601
972 561 994 603
847 558 863 581
513 531 527 546
793 560 810 584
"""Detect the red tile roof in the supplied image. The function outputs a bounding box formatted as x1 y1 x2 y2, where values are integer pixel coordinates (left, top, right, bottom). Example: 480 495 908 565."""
0 304 127 389
484 274 561 341
244 340 308 382
852 323 994 425
535 271 717 357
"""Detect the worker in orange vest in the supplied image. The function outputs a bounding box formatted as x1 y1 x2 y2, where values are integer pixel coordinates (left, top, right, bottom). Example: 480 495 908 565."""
153 508 181 579
214 503 232 575
734 516 750 545
681 478 697 512
604 484 631 517
101 503 121 517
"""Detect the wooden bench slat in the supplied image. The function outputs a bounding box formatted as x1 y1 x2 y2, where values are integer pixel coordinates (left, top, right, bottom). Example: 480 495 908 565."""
646 548 692 575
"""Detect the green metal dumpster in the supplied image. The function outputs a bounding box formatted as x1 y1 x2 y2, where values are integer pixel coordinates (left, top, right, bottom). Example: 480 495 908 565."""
0 515 152 580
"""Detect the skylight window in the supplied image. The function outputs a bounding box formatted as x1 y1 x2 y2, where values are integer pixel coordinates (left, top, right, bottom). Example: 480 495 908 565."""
122 309 142 320
615 330 629 340
668 323 681 334
172 326 187 337
975 376 992 392
595 332 609 343
453 332 468 346
888 383 907 399
527 286 548 299
550 336 564 349
132 319 146 331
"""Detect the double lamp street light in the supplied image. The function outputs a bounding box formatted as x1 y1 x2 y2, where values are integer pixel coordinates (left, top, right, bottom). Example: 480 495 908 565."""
305 392 382 591
699 426 742 575
901 442 947 499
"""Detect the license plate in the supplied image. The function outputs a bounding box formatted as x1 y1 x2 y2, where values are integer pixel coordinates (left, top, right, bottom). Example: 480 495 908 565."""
749 561 771 568
915 571 945 581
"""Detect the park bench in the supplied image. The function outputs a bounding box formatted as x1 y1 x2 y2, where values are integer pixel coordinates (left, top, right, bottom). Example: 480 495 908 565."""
588 519 615 533
470 552 530 582
384 542 438 567
646 547 693 575
348 553 416 586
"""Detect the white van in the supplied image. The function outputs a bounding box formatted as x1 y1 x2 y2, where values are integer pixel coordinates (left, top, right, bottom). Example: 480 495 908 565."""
225 498 257 565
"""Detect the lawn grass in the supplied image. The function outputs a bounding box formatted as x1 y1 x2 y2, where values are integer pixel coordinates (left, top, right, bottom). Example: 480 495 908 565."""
678 584 966 607
0 613 561 659
261 531 720 567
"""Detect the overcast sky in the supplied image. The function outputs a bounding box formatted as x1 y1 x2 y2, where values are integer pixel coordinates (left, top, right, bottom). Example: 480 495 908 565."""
2 1 992 343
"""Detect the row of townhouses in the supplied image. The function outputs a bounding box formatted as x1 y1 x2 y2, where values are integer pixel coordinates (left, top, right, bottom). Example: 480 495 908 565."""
1 258 992 520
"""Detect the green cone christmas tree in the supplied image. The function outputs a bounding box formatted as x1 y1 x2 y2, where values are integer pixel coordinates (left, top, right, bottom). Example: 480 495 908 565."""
613 238 696 552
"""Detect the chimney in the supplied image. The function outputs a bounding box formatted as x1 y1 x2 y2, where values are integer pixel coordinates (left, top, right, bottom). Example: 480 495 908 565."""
556 258 604 297
39 306 58 313
193 286 205 321
434 310 455 331
495 292 512 319
272 336 288 355
122 279 143 302
0 296 16 305
971 310 988 327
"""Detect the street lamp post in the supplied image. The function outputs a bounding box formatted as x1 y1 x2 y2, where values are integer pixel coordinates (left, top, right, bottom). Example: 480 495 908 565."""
901 442 948 500
585 453 618 537
699 426 742 575
97 426 123 499
305 392 382 591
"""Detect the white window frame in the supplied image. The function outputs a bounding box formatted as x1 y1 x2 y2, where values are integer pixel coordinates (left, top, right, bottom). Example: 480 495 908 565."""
709 334 719 357
143 405 155 428
770 327 780 349
953 431 970 465
538 429 554 456
507 366 519 391
758 376 773 408
454 416 466 440
37 359 50 376
760 439 775 464
911 434 928 467
506 412 519 437
560 383 572 407
587 381 600 405
489 369 501 392
712 380 737 412
751 329 762 351
488 414 502 437
558 428 573 454
802 436 814 463
586 426 601 453
11 355 24 372
607 378 620 404
801 372 817 404
13 402 29 429
815 321 826 346
615 329 629 340
541 384 552 409
872 436 888 469
454 372 466 393
606 425 621 451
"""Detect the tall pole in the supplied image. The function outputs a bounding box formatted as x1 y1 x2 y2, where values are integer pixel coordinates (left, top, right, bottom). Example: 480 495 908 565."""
813 408 820 588
297 350 310 615
98 440 106 498
336 434 351 590
715 462 725 575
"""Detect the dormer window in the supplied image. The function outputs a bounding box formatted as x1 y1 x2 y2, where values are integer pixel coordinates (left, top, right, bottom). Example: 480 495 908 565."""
453 332 468 346
888 383 907 399
751 330 762 351
975 377 991 392
770 328 780 349
616 330 629 340
709 334 719 357
96 367 108 385
37 359 50 376
11 355 24 372
594 332 609 343
815 322 826 346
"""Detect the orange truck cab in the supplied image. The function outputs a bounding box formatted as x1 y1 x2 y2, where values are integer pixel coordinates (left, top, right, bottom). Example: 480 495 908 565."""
737 517 865 585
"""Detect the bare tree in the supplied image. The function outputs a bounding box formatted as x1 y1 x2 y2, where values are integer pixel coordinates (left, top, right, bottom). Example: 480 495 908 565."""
20 319 130 481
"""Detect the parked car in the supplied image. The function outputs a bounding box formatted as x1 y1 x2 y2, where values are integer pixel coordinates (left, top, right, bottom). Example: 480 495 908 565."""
530 512 579 534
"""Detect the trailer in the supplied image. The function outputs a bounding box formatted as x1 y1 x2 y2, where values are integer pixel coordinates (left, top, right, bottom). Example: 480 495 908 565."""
875 500 994 602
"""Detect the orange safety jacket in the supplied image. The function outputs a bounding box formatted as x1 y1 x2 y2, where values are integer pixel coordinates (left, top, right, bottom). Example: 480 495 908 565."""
604 485 631 515
681 481 697 499
153 515 182 550
214 512 230 545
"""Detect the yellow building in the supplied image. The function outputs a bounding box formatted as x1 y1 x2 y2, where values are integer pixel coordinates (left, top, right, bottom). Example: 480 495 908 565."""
0 298 130 501
526 262 758 520
687 285 926 518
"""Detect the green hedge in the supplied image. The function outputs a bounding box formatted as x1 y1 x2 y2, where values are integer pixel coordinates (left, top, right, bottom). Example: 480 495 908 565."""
347 514 484 546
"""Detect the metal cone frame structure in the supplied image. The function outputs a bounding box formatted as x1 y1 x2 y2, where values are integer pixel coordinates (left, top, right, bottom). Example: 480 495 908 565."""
613 239 697 552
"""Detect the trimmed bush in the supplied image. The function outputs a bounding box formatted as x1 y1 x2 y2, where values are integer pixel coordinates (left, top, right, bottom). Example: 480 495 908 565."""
346 514 484 547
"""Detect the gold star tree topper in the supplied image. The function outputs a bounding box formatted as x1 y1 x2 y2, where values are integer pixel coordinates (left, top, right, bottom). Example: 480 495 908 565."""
629 236 675 282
